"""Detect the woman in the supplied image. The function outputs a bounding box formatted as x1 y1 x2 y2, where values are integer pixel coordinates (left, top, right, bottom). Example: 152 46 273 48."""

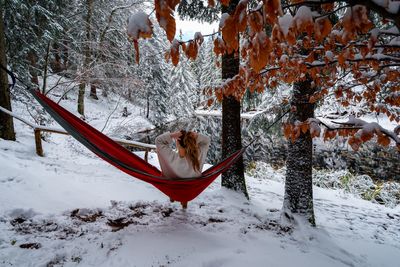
155 130 211 208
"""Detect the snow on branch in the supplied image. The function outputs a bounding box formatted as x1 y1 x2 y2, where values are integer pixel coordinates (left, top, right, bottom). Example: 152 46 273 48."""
283 115 399 151
332 115 400 147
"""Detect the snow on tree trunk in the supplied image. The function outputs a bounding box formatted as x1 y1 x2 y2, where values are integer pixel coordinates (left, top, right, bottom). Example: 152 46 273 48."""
78 82 85 116
220 0 248 199
0 8 15 141
282 78 316 226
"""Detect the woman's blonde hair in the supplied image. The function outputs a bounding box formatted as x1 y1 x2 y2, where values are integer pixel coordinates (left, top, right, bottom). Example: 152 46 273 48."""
179 130 200 172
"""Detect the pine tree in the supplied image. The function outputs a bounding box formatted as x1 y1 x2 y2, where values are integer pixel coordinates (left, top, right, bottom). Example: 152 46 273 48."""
137 27 172 125
170 57 196 117
4 0 71 85
199 37 221 107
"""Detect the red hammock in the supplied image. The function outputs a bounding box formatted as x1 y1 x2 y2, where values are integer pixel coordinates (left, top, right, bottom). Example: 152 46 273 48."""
30 89 246 202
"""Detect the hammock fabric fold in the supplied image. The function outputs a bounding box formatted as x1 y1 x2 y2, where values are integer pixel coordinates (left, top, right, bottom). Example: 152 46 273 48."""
30 88 246 202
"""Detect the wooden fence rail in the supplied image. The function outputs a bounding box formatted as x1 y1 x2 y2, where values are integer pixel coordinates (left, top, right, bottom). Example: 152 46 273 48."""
0 106 156 162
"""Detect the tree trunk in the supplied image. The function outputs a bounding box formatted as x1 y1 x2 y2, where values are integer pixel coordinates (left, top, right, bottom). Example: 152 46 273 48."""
0 8 15 140
51 42 63 73
78 0 94 116
90 84 98 99
27 51 39 86
77 82 85 115
282 78 316 225
146 91 150 118
221 0 248 198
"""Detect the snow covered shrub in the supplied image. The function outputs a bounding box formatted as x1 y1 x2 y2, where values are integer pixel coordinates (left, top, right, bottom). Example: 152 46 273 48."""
313 169 349 189
314 170 400 208
245 161 285 182
249 161 399 207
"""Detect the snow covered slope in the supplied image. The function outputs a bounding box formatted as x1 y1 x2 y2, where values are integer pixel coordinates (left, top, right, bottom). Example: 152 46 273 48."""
1 117 399 266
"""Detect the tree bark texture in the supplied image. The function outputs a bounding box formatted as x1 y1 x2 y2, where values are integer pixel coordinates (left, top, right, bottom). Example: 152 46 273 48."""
283 78 316 225
0 7 15 140
90 84 98 99
27 51 39 86
78 0 94 115
221 0 248 199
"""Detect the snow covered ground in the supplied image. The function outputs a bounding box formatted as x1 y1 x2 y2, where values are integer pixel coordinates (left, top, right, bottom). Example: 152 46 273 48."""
1 92 399 267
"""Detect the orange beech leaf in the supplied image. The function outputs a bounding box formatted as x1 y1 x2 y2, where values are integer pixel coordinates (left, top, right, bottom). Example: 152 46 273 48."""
353 5 373 34
337 52 346 66
221 14 239 53
207 98 214 107
291 126 301 142
387 70 399 81
164 51 171 62
213 37 226 56
300 123 309 134
309 123 321 138
234 0 248 33
194 32 204 45
360 129 373 142
315 18 332 42
170 39 180 66
323 129 337 141
338 129 349 137
180 42 186 51
248 12 264 34
271 24 283 43
241 47 248 59
166 0 180 11
334 87 343 98
360 46 369 58
286 31 296 45
184 41 198 60
322 3 334 11
249 32 270 72
220 0 230 6
305 51 315 63
348 136 361 151
283 123 292 139
133 40 140 63
155 0 176 42
208 0 215 7
294 6 314 35
263 0 283 24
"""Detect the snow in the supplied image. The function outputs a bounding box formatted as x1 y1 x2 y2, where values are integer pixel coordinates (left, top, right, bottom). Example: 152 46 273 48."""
195 108 266 119
372 0 400 14
127 11 152 40
278 13 293 37
325 50 334 60
219 13 230 29
1 98 400 266
294 6 313 29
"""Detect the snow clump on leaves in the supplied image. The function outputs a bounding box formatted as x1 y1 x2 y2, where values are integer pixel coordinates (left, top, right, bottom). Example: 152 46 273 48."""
127 12 153 63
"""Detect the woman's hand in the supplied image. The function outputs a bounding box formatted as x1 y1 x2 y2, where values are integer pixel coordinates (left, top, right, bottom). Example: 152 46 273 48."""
170 131 182 140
